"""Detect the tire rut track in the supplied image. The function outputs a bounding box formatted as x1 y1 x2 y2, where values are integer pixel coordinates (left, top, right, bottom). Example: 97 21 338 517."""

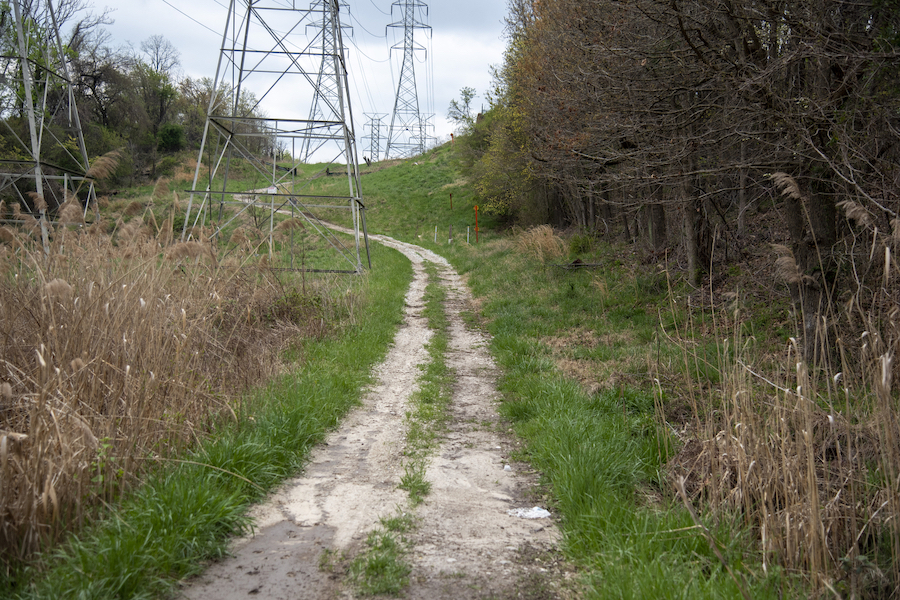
179 235 560 599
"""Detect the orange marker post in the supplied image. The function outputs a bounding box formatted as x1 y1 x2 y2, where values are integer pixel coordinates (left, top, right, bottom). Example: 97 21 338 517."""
474 205 479 243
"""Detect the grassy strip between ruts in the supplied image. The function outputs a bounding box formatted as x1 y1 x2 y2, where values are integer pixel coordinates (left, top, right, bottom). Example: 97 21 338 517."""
439 239 805 599
14 242 413 600
348 261 454 596
398 262 453 506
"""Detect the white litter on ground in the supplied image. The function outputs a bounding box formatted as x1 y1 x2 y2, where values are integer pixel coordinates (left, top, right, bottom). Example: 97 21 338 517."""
507 507 551 519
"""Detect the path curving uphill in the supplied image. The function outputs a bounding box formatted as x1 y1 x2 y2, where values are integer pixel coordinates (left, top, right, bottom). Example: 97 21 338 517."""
180 234 562 599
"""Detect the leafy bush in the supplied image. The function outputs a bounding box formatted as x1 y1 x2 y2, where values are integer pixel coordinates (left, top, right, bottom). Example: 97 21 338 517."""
157 123 185 153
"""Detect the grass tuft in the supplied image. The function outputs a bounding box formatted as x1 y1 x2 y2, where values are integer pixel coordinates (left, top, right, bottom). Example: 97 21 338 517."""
348 528 412 596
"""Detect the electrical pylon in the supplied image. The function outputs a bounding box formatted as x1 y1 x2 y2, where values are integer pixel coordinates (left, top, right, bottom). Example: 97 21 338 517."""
182 0 370 273
363 113 386 162
385 0 432 159
0 0 99 251
299 0 351 163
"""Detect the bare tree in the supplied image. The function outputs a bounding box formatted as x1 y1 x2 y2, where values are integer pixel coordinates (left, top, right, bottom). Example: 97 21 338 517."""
140 34 180 77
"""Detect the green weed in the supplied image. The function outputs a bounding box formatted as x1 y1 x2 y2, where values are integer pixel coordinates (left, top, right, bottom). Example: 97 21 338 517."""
399 461 432 506
348 529 411 596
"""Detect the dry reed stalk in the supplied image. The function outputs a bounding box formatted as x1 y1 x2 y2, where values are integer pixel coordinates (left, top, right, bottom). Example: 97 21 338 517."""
157 215 174 247
771 244 803 284
670 284 900 595
0 222 347 565
838 200 874 229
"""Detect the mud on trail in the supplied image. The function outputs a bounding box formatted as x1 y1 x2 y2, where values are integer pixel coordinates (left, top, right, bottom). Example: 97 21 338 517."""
179 236 565 600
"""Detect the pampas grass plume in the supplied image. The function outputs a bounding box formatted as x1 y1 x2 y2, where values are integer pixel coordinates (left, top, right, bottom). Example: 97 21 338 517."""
58 200 84 224
771 244 802 284
85 148 123 181
837 200 872 228
167 241 208 261
27 192 47 212
0 226 16 244
771 172 803 201
229 229 248 247
44 278 73 301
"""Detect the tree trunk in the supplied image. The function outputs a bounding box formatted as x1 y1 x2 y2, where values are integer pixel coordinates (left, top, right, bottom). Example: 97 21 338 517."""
784 182 837 364
649 202 667 252
738 138 747 235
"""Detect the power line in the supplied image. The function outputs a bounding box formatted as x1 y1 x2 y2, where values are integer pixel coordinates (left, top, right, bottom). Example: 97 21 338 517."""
348 10 386 39
368 0 391 16
159 0 221 36
346 35 390 63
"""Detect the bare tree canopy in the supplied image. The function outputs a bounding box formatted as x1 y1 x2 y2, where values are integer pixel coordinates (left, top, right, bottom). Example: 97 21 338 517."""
140 34 181 75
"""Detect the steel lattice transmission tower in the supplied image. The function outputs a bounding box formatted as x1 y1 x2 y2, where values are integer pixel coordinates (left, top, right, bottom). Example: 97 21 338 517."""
363 113 386 162
0 0 99 251
300 0 351 163
385 0 432 159
183 0 370 273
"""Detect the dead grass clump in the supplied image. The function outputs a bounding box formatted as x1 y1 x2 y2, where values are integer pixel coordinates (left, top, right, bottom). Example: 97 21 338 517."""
275 218 306 233
229 228 249 248
516 225 566 262
173 159 197 183
124 200 145 216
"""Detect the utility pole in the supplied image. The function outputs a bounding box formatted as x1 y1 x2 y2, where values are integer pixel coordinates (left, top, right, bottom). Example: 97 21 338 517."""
385 0 432 159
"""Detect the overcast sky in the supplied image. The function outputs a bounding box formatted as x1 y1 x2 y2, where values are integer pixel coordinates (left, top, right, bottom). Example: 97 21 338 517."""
99 0 509 157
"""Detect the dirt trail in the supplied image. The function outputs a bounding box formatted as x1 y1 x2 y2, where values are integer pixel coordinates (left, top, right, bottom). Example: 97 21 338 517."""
179 235 561 599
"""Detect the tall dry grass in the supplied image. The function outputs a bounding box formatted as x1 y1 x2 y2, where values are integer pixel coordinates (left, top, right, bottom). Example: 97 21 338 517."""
515 225 566 262
0 204 352 565
671 179 900 597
